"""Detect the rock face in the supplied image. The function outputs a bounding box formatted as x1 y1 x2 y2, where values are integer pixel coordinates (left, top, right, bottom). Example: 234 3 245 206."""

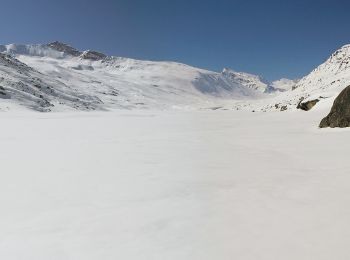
80 50 106 61
320 86 350 128
47 41 82 57
221 68 274 93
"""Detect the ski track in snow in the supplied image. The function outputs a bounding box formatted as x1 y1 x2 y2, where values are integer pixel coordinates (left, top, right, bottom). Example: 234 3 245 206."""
0 109 349 259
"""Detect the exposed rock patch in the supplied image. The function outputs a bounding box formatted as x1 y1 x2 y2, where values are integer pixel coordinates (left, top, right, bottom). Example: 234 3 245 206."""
320 86 350 128
0 85 10 98
80 50 106 61
280 105 288 111
297 98 320 111
47 41 82 57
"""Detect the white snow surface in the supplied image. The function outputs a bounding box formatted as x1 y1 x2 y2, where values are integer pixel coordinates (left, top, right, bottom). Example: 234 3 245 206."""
0 108 349 259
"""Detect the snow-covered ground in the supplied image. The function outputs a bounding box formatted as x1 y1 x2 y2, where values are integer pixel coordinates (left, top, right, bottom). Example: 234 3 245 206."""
0 108 349 260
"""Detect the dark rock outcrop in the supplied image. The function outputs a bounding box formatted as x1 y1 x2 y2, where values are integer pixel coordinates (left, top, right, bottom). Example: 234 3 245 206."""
80 50 107 61
280 105 288 111
47 41 82 57
0 85 10 99
47 42 107 61
320 86 350 128
297 98 320 111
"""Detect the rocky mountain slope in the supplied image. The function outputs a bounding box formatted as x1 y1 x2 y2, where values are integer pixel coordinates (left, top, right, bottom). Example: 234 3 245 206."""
222 70 298 94
0 42 282 111
0 52 102 112
248 44 350 112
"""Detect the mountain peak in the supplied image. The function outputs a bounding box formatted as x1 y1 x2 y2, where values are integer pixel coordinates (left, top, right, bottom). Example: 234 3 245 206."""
332 45 350 62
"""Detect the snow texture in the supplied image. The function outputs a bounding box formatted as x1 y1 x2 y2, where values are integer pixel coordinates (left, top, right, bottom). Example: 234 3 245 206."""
0 108 349 259
0 42 350 259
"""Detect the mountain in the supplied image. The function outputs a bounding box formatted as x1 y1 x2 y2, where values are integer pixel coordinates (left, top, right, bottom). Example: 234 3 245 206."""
248 44 350 112
0 52 103 112
293 44 350 96
221 68 275 93
0 42 278 111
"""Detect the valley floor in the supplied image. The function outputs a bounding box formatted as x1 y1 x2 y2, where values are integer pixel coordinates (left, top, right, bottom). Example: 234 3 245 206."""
0 109 349 259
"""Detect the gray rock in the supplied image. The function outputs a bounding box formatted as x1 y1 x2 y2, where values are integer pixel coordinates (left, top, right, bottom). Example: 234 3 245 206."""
320 86 350 128
280 105 287 111
297 98 319 111
80 50 107 61
47 41 82 57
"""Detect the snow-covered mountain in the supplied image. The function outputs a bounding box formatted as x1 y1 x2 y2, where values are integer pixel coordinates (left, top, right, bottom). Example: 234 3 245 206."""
4 42 350 114
221 68 275 93
0 52 103 112
247 44 350 112
293 44 350 96
0 42 279 111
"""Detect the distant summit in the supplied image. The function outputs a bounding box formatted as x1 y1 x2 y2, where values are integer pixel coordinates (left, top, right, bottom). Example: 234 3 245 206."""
222 68 275 93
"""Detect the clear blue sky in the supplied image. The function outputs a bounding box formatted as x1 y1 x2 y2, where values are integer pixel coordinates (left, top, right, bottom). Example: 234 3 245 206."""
1 0 349 80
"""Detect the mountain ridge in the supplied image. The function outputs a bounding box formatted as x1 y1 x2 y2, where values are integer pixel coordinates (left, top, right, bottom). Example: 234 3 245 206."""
244 44 350 112
0 41 291 111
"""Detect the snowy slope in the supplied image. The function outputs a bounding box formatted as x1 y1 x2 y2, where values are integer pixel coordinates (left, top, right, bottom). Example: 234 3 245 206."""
222 68 274 93
0 53 102 112
0 42 273 111
293 44 350 97
0 109 349 260
248 44 350 112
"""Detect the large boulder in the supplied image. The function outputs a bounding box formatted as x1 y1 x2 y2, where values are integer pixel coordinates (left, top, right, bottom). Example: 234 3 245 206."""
319 85 350 128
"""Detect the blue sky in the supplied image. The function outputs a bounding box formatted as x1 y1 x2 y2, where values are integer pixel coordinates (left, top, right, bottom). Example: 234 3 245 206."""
1 0 349 80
